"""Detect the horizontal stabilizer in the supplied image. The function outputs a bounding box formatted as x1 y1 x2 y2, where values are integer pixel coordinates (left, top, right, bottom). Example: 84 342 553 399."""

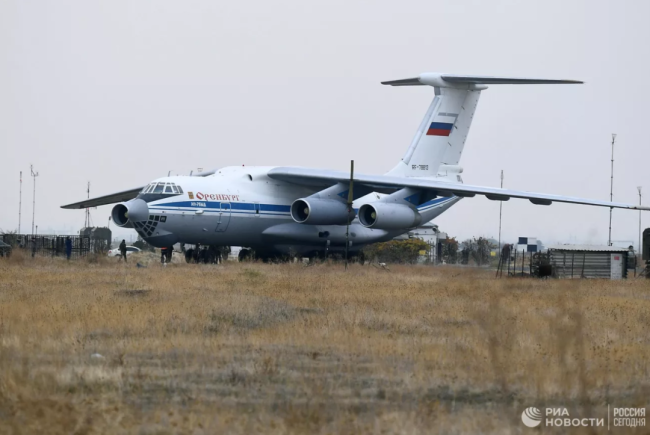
382 73 583 88
440 75 583 85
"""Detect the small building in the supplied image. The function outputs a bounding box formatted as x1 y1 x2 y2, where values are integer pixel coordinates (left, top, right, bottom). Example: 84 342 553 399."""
547 245 629 279
393 222 446 263
80 227 112 253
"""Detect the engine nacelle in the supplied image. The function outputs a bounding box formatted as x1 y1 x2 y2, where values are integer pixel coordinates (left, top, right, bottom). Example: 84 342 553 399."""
358 203 422 230
111 199 149 228
290 198 354 225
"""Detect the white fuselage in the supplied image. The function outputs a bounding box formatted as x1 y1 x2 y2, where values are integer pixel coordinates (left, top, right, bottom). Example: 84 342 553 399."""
135 166 460 254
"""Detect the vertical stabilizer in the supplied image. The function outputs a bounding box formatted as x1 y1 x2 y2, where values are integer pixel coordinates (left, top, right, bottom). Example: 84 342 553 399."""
383 73 582 178
386 87 481 177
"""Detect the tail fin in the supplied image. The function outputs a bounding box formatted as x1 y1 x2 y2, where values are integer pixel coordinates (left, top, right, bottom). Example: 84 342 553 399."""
384 73 582 178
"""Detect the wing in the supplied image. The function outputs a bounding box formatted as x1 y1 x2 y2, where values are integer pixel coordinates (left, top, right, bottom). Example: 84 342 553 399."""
268 167 650 210
60 168 218 210
61 187 144 209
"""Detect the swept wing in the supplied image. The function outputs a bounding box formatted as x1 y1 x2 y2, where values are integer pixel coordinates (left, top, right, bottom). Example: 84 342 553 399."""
268 167 650 210
61 187 145 210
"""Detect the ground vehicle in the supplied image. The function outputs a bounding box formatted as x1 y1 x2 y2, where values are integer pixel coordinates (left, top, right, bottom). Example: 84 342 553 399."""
107 246 141 257
0 240 12 257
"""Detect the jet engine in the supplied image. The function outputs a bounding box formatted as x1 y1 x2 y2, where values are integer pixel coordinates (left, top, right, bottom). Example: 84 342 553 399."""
358 203 422 230
290 198 354 225
111 199 149 228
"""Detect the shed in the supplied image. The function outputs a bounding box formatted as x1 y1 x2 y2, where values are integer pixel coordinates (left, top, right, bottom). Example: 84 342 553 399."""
547 245 628 279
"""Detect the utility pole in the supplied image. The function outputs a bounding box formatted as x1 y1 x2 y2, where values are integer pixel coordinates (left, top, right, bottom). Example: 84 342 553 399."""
30 165 39 236
638 186 643 256
18 171 22 234
84 182 91 228
608 134 616 246
498 170 504 251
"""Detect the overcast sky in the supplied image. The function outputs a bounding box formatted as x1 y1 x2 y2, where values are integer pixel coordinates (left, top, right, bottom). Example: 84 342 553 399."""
1 0 648 247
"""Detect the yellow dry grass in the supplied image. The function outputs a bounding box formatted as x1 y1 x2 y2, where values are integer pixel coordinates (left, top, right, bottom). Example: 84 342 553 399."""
0 251 649 434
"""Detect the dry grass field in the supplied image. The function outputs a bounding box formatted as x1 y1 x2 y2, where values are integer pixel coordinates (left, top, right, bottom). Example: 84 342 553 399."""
0 252 649 434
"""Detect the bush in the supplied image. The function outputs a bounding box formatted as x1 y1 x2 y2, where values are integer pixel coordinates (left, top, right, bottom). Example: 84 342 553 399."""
363 239 429 264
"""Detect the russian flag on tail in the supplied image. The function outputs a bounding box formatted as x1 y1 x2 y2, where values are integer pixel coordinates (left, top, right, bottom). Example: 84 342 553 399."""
426 122 454 136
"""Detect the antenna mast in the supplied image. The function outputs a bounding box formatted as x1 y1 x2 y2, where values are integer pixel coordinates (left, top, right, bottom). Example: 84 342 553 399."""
638 186 643 255
608 134 616 246
18 171 22 234
498 169 503 251
30 165 39 236
84 182 92 227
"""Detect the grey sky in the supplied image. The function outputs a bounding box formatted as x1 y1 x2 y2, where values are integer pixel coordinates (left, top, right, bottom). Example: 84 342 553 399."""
1 0 648 247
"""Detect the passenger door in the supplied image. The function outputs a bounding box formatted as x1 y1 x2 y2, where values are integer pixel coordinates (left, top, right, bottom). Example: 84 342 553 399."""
215 202 231 232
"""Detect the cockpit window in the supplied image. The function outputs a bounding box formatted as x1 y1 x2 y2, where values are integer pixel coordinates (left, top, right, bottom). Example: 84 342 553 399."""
142 182 183 195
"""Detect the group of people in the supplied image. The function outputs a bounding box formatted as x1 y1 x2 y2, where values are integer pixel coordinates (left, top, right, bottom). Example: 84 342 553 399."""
115 240 173 264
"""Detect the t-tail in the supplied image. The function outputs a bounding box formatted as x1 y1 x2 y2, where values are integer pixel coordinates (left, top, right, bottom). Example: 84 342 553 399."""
384 73 583 179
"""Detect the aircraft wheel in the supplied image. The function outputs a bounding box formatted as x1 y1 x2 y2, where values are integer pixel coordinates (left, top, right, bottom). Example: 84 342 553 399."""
238 249 252 262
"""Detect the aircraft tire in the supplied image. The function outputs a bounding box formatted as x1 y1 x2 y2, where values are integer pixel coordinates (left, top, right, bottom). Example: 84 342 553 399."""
238 249 252 262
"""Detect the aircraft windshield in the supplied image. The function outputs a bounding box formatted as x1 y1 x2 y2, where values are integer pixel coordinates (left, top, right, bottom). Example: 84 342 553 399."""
141 182 184 195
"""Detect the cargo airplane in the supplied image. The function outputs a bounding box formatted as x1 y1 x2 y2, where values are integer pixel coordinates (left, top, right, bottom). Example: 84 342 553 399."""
62 73 649 260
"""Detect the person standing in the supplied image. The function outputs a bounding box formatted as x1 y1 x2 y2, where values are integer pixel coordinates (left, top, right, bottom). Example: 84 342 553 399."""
119 239 127 262
160 246 168 264
65 237 72 260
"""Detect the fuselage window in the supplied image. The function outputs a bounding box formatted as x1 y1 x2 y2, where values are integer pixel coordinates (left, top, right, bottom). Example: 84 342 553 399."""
153 183 164 194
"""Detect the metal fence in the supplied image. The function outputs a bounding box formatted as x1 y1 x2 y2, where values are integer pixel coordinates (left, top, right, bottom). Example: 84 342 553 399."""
1 234 92 258
549 250 628 279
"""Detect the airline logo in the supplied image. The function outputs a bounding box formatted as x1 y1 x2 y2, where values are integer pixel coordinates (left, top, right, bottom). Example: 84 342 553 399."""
426 122 453 136
195 192 241 201
188 192 195 199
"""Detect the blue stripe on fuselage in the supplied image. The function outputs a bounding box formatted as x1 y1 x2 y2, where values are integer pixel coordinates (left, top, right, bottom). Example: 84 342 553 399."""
150 201 291 213
147 197 454 216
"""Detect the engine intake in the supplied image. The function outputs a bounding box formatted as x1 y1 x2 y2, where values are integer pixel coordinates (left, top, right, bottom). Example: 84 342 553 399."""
358 203 422 230
290 198 354 225
111 199 149 228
